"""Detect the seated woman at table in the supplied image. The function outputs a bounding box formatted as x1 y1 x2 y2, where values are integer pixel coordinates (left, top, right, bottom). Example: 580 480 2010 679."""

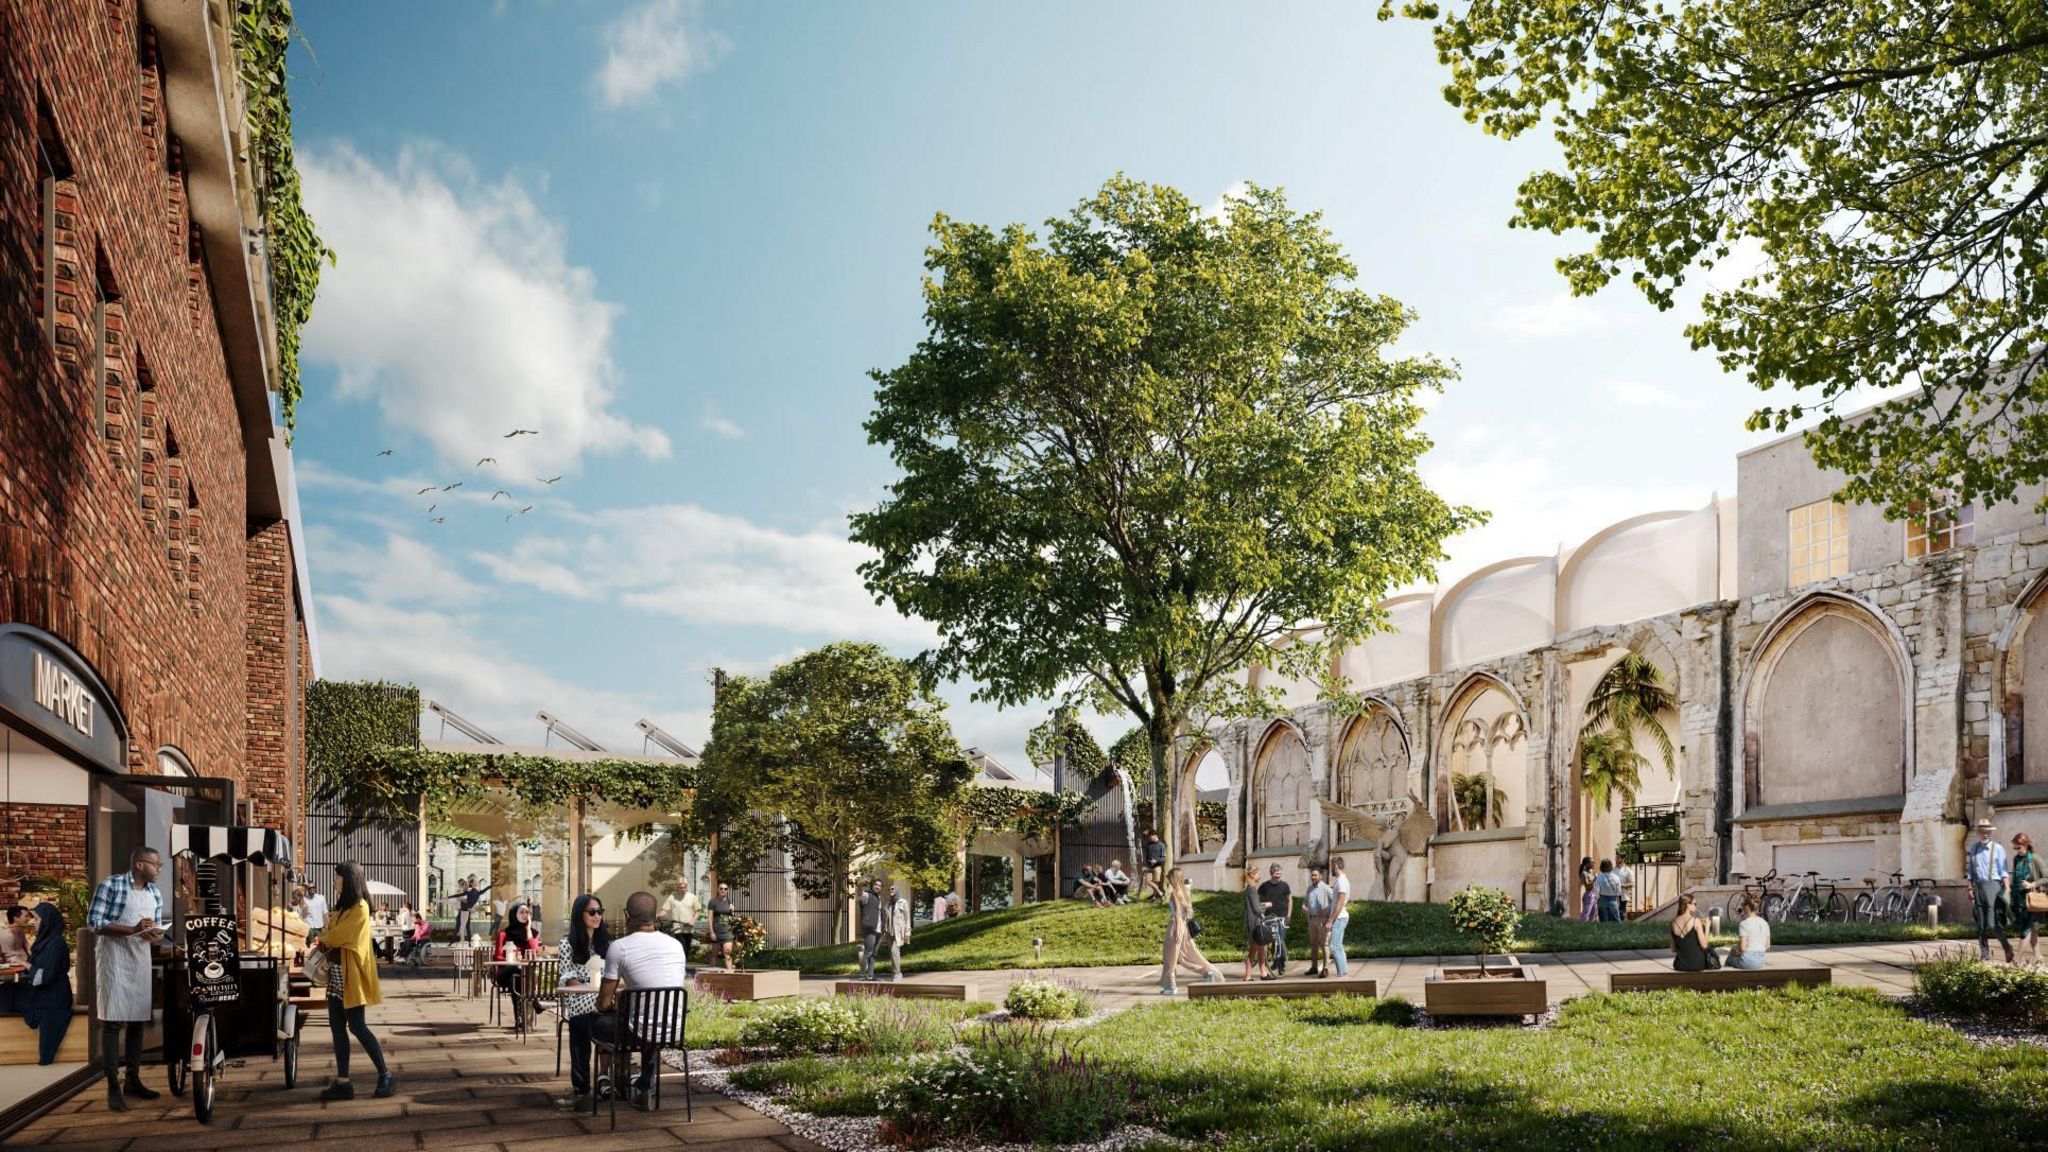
2 905 30 968
556 893 610 1018
20 902 74 1065
493 900 538 990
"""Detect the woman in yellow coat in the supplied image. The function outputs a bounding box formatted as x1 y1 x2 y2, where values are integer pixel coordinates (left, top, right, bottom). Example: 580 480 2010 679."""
311 861 392 1099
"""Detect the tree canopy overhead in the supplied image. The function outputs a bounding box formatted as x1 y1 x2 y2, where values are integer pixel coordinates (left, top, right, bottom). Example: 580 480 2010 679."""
687 642 971 940
1388 1 2048 511
852 176 1481 861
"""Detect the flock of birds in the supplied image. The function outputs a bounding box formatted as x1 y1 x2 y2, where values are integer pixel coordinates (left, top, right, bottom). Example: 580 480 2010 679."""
375 428 561 524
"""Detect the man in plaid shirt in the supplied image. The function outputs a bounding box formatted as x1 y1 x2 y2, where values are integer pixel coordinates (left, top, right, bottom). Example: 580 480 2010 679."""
88 847 166 1110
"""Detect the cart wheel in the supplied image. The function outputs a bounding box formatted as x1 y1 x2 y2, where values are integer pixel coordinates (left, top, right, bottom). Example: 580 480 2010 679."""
193 1016 217 1124
283 1036 298 1088
168 1057 188 1097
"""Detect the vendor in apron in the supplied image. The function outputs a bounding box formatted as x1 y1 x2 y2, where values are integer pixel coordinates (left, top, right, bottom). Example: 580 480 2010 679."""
87 845 167 1112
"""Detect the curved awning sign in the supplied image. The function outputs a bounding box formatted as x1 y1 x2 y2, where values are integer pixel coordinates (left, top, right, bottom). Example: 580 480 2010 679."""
0 625 128 770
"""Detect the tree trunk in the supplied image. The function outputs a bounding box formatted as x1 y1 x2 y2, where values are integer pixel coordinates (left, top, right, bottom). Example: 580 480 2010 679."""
829 853 846 944
1147 710 1177 865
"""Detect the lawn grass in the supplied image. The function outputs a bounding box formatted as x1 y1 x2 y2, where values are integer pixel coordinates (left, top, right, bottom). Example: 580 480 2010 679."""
1071 987 2048 1151
727 1054 900 1116
748 894 1974 973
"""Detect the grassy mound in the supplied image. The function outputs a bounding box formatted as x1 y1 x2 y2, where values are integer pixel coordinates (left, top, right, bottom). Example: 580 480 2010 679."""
748 895 1972 973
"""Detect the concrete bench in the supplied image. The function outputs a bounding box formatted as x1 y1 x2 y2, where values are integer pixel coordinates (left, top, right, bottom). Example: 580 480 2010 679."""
1607 966 1831 994
1187 976 1378 1000
697 969 801 1001
833 980 980 1001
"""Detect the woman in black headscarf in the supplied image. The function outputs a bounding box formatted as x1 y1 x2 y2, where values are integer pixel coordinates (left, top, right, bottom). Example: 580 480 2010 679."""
493 900 536 991
21 902 74 1065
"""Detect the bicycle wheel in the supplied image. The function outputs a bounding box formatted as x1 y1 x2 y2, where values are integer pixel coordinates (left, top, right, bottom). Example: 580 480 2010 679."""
192 1015 217 1124
1722 897 1748 926
1823 891 1849 922
1851 892 1876 922
1880 890 1905 923
1763 892 1788 923
168 1056 188 1097
283 1034 298 1089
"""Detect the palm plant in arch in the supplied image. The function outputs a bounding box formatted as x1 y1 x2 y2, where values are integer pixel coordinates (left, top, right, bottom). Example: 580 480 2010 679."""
1452 772 1509 832
1578 652 1676 858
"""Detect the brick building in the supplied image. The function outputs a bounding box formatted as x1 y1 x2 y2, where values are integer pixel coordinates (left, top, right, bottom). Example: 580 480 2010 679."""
1 0 316 1116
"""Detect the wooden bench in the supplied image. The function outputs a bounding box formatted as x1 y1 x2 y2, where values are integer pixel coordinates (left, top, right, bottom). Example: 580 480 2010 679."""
696 969 801 1001
832 980 980 1001
1188 977 1378 1000
1607 966 1831 994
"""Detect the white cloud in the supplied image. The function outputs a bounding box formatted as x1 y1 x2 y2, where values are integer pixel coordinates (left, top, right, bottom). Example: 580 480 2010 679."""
312 528 483 607
1610 380 1680 408
1201 180 1252 221
1488 293 1621 339
315 594 701 750
595 0 728 109
299 145 670 481
470 538 598 601
702 409 744 439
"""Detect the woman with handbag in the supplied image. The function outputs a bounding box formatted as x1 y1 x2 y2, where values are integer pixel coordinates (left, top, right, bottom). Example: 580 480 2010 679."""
1669 893 1721 972
1159 867 1224 995
2013 833 2042 963
311 861 393 1100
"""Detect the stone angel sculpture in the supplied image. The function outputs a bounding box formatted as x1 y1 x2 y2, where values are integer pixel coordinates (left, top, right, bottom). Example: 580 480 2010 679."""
1315 791 1434 901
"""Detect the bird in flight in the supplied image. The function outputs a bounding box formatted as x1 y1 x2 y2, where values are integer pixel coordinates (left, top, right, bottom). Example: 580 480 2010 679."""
517 505 534 515
377 449 394 457
476 457 496 468
431 517 446 525
490 489 511 501
538 475 562 485
424 504 437 515
442 481 464 491
416 486 436 495
504 428 538 438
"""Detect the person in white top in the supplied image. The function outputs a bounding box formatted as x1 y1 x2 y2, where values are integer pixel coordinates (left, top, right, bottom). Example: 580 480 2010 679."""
1728 895 1770 970
302 884 328 931
566 890 686 1106
930 893 949 923
1328 857 1354 976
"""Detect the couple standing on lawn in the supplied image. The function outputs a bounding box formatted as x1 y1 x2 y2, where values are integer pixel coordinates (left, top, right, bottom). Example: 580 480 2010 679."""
856 878 913 981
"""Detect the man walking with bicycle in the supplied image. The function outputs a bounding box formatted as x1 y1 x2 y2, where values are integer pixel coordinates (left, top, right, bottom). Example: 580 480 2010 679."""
1966 818 2016 963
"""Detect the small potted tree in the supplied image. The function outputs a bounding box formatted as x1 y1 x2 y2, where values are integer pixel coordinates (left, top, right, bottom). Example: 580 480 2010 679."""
1424 884 1548 1017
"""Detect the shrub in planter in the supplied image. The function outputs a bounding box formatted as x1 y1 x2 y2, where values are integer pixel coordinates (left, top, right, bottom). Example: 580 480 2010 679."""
1914 947 2048 1024
877 1023 1131 1147
741 997 863 1055
729 914 769 965
1446 884 1520 974
1004 978 1089 1021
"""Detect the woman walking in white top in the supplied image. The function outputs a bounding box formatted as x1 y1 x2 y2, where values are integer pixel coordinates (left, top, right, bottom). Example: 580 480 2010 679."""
1728 896 1770 970
1160 868 1225 994
1328 858 1353 976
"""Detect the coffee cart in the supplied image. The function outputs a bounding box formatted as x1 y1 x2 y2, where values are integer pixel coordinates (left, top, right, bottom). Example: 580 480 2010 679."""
162 824 294 1122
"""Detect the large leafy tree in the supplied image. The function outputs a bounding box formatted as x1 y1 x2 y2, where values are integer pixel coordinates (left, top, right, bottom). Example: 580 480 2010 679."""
852 176 1481 863
1388 1 2048 511
686 643 972 941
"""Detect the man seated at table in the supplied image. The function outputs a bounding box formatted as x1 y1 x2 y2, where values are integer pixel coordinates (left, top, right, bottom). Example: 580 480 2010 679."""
561 890 686 1109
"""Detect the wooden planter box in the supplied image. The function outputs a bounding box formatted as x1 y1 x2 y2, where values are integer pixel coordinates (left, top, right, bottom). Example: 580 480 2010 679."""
696 969 801 1001
831 979 980 1001
1423 960 1547 1017
1188 976 1378 1000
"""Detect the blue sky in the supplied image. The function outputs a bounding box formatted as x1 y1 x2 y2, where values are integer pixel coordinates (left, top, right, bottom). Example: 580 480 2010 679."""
287 0 1783 772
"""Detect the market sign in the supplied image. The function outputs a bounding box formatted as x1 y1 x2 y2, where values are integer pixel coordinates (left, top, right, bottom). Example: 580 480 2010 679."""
0 625 128 770
183 914 242 1008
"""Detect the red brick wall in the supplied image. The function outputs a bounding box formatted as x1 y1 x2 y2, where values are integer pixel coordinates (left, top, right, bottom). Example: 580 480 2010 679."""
244 520 293 831
0 802 88 907
0 3 301 814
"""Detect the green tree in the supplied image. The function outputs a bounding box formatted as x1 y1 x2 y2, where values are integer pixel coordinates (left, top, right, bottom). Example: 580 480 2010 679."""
1577 652 1677 857
1452 771 1509 832
686 643 973 942
852 177 1481 863
1386 1 2048 511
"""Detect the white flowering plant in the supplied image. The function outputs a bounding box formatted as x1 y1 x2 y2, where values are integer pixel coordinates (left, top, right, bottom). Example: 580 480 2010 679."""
739 997 862 1054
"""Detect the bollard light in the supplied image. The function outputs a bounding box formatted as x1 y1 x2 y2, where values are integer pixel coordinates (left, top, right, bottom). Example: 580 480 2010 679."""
1032 934 1044 962
1709 909 1722 937
1927 897 1941 930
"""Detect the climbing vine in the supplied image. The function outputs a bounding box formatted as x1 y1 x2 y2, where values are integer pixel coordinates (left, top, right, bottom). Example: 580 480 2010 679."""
308 679 697 828
234 0 330 433
958 786 1089 844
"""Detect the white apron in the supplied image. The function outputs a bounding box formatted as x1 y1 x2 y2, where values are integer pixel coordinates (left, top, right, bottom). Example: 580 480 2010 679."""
95 883 160 1022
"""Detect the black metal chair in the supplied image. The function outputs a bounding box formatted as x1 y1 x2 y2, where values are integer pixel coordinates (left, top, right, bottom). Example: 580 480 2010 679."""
589 985 690 1129
516 958 561 1042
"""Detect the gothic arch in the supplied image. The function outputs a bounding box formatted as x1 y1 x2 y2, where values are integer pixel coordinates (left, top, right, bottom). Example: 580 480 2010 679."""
1434 673 1531 833
1736 590 1913 812
1334 701 1411 843
1172 737 1226 854
1250 719 1312 852
1992 570 2048 792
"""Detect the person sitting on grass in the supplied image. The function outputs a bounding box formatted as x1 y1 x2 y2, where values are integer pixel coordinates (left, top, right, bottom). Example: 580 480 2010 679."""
1101 860 1133 904
1727 895 1769 970
1073 866 1108 907
1670 893 1719 972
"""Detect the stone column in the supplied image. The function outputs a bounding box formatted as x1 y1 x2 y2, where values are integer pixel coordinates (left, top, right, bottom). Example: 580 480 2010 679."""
1904 555 1968 878
1679 604 1733 888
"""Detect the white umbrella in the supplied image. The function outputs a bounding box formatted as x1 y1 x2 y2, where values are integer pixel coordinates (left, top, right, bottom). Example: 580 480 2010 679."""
364 879 408 898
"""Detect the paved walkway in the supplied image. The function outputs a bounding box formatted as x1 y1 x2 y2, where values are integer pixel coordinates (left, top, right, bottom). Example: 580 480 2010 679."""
789 938 1937 1009
6 974 826 1152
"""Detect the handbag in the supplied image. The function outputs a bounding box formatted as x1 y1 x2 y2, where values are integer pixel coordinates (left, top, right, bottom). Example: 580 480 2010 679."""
2027 890 2048 914
1185 917 1202 938
304 946 331 990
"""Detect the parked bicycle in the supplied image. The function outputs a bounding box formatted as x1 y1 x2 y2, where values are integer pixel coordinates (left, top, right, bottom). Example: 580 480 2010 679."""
1722 869 1786 926
1778 870 1849 923
1853 870 1904 922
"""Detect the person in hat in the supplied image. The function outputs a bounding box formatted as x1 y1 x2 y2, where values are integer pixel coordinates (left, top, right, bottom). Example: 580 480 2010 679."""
1965 818 2015 963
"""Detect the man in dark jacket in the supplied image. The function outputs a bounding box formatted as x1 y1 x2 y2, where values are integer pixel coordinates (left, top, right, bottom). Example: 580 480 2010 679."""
1142 834 1168 900
856 878 887 980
